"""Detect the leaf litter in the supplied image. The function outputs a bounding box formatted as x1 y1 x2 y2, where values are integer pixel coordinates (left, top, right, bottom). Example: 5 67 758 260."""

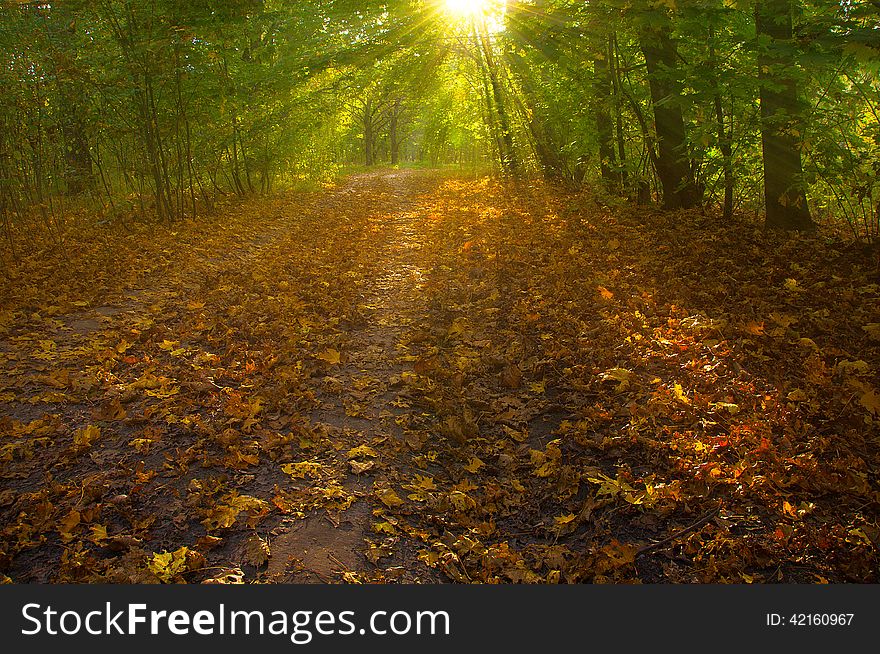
0 170 878 584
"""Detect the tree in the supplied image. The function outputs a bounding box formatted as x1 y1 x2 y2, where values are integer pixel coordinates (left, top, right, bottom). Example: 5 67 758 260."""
755 0 813 230
638 6 701 210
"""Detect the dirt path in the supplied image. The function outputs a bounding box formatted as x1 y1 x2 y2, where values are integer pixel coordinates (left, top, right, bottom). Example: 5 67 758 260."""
265 170 437 582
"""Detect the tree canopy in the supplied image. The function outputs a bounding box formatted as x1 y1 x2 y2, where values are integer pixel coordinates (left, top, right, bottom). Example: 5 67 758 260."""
1 0 878 239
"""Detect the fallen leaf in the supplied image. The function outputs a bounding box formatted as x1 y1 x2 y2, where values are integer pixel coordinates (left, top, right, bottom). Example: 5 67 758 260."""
317 348 341 364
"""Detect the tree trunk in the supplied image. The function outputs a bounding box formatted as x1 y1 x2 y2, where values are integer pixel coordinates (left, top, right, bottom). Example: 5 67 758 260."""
390 99 402 166
708 27 734 221
593 55 618 189
755 0 813 230
640 19 700 210
611 33 628 190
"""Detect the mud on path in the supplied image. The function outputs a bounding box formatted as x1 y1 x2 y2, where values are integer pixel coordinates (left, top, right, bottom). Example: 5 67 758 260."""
1 169 878 584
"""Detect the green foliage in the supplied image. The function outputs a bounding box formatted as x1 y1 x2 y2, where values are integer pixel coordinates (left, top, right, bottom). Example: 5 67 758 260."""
0 0 878 242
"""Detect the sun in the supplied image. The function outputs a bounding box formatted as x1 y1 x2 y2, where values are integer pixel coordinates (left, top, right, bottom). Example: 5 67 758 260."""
442 0 506 30
444 0 489 17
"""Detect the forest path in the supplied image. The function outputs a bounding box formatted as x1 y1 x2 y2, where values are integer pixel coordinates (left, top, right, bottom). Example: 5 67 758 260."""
1 170 877 584
265 170 438 582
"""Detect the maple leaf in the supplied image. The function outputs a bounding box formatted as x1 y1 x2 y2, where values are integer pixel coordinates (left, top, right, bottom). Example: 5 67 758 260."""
149 546 194 582
89 524 109 544
501 364 522 389
201 494 270 531
448 490 477 512
502 425 528 442
316 348 341 364
202 568 245 585
350 459 376 474
743 321 766 336
595 540 638 574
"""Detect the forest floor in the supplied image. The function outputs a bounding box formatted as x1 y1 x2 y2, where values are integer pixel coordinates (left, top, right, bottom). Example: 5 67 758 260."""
1 169 879 583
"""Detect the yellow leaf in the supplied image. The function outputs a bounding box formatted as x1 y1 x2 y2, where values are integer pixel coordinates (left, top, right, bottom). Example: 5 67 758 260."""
149 546 192 582
599 367 632 391
58 509 81 541
373 522 396 535
201 494 269 531
89 524 109 543
502 425 528 442
317 348 341 365
129 438 153 454
73 424 101 448
202 568 245 585
464 457 484 473
673 383 690 405
376 488 404 508
860 389 880 415
347 445 378 459
783 278 802 292
281 461 323 479
349 459 376 474
712 402 739 414
447 318 467 338
554 513 577 526
448 490 476 512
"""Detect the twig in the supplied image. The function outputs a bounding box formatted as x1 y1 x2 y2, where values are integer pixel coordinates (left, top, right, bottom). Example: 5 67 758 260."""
636 501 723 558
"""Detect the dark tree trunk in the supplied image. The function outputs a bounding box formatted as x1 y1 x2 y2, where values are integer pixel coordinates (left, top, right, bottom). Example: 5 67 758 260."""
640 20 700 210
45 4 94 196
708 27 734 221
60 110 93 196
593 55 618 189
611 33 628 189
755 0 813 230
390 114 399 166
364 98 375 166
389 98 403 166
